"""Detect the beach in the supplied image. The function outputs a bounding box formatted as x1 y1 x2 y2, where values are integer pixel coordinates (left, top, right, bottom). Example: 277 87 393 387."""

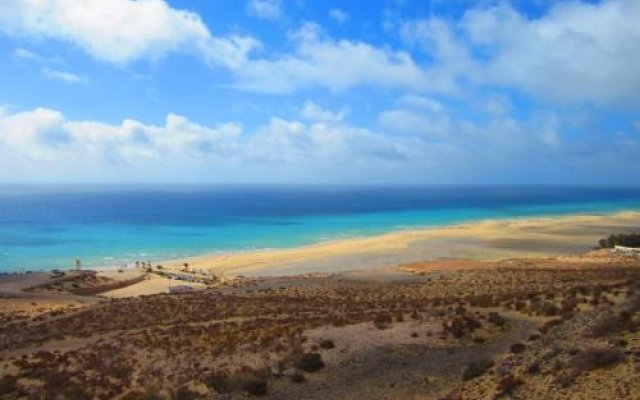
159 210 640 278
2 210 638 298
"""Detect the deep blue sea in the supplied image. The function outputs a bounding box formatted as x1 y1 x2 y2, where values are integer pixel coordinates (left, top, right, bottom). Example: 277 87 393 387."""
1 185 640 272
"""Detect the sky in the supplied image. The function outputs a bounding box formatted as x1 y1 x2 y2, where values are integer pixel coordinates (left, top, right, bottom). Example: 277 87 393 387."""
0 0 639 184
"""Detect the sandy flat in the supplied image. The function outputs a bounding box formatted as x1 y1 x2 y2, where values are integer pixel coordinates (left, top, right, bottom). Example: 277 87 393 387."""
100 273 206 298
158 211 640 278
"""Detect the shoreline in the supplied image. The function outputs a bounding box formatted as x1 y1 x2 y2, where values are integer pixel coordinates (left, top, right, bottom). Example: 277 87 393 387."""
159 209 640 278
2 209 639 277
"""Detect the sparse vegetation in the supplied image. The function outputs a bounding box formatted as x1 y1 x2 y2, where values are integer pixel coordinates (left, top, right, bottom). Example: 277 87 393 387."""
462 359 494 381
598 233 640 249
2 258 640 399
294 353 325 373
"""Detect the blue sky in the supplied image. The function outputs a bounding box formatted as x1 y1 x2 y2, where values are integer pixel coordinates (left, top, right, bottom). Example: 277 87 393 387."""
0 0 639 184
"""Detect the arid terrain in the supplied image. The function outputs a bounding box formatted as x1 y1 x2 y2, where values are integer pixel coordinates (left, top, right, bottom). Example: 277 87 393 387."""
1 246 639 399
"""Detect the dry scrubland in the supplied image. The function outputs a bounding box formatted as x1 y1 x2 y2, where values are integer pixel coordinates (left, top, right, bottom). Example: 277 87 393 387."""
0 251 639 399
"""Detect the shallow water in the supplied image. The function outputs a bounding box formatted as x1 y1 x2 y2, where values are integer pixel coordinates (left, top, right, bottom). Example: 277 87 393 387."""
1 185 639 272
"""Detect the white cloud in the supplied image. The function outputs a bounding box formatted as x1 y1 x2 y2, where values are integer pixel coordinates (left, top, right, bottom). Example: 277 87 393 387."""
231 23 438 94
41 67 88 84
464 0 640 105
246 0 282 20
391 0 640 106
0 0 259 67
399 95 445 114
378 109 453 138
1 105 638 183
299 101 346 123
14 48 44 62
0 106 418 179
329 9 349 24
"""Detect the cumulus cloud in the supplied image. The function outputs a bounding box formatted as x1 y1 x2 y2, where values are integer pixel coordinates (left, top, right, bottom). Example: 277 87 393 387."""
231 23 439 93
466 0 640 105
246 0 282 20
0 106 427 182
0 0 259 67
3 103 636 183
402 0 640 106
2 0 639 106
400 18 475 93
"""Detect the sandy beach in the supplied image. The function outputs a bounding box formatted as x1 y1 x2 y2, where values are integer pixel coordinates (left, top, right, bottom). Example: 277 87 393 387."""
159 210 640 278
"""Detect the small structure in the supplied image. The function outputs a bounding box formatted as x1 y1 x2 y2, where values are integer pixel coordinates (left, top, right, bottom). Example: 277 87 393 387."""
166 285 195 294
613 245 640 254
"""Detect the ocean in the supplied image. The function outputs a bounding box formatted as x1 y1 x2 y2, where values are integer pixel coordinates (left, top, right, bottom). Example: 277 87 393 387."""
1 185 639 272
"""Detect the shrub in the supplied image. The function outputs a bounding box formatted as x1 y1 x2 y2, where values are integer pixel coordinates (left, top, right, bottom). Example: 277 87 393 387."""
526 362 541 374
290 371 306 383
122 390 163 400
510 343 526 354
234 374 268 396
205 371 268 396
373 313 392 330
0 375 17 396
295 353 324 373
462 359 494 381
571 348 625 373
319 339 335 350
541 302 559 317
487 312 505 327
121 388 165 400
589 312 636 338
204 372 231 393
173 387 201 400
539 318 562 334
496 374 523 396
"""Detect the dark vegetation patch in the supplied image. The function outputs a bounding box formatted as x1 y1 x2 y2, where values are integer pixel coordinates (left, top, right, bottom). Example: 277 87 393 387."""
462 359 494 381
598 233 640 249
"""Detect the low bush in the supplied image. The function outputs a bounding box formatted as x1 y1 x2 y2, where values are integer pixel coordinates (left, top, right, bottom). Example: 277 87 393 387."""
204 371 268 396
319 339 335 349
510 343 526 354
462 359 494 381
487 312 505 327
571 348 625 373
294 352 325 373
0 375 17 396
290 371 306 383
373 313 392 330
173 386 202 400
526 362 541 374
539 318 562 334
496 374 523 396
233 374 268 396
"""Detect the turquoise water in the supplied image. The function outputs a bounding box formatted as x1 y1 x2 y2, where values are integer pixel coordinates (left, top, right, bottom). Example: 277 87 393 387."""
1 185 639 272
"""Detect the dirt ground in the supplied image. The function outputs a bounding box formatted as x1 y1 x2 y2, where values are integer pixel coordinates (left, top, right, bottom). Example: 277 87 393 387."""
1 250 639 399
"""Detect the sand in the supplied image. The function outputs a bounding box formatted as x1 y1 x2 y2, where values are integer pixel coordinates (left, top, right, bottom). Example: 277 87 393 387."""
100 273 207 298
3 210 637 297
159 211 640 278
